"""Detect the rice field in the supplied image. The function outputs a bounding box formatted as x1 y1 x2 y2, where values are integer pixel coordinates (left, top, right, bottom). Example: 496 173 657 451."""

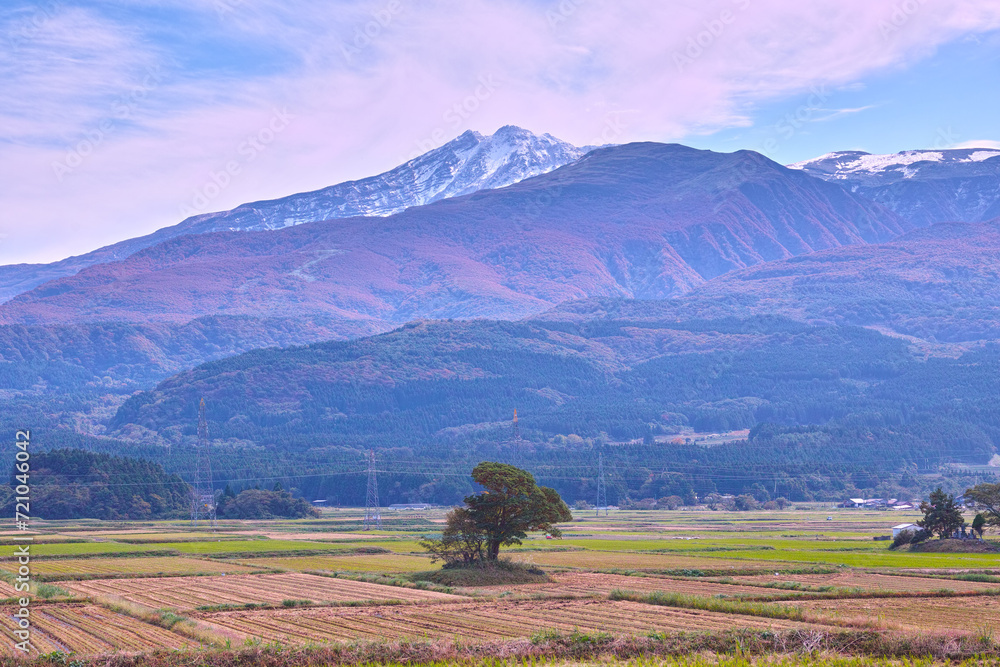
0 604 198 656
0 556 260 579
460 572 771 598
244 553 436 573
789 595 1000 634
525 549 794 572
165 539 377 555
198 598 825 643
726 571 1000 593
64 572 461 610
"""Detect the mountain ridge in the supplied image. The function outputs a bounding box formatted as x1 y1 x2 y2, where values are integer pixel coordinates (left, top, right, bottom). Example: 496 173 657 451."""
0 126 590 304
0 142 908 329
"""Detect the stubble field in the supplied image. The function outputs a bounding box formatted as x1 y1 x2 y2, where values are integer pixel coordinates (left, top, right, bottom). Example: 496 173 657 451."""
7 507 1000 662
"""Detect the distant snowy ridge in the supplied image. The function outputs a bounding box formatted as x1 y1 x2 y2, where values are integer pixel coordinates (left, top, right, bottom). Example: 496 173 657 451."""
790 147 1000 226
788 148 1000 180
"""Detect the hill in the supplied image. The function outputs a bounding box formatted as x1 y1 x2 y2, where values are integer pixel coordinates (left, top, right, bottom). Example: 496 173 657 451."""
2 448 190 520
104 314 997 505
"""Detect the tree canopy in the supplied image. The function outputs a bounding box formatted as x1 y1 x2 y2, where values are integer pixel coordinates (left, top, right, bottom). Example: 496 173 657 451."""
421 462 572 565
964 483 1000 530
918 487 965 539
465 462 572 560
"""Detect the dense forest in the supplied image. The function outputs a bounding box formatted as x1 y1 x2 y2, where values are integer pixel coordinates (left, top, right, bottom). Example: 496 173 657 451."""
2 449 190 520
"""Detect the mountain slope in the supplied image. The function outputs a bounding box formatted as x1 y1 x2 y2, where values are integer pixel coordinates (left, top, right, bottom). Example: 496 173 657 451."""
544 218 1000 344
0 143 907 328
0 126 589 303
789 148 1000 227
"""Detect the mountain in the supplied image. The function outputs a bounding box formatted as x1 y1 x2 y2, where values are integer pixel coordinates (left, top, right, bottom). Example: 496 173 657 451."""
789 148 1000 227
0 126 589 304
544 218 1000 345
0 142 907 329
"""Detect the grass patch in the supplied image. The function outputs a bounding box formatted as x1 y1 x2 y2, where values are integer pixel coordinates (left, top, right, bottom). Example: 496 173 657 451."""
414 558 551 587
609 588 805 622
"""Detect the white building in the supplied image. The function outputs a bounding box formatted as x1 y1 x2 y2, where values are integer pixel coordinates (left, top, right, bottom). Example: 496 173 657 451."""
892 523 917 538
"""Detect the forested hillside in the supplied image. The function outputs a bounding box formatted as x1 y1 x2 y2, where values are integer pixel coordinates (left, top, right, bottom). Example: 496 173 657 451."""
2 449 190 520
103 315 999 505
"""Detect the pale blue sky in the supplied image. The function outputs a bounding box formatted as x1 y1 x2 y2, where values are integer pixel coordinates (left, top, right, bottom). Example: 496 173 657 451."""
2 0 999 264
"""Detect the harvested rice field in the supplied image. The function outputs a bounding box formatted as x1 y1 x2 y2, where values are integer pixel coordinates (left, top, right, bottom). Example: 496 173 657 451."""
459 572 770 598
242 553 435 573
64 572 461 610
0 604 198 656
789 595 1000 634
199 598 825 643
0 556 260 579
525 550 793 572
726 571 1000 593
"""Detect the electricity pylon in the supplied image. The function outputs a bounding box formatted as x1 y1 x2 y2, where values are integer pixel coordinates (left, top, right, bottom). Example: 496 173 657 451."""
595 452 608 517
363 449 381 530
191 397 216 529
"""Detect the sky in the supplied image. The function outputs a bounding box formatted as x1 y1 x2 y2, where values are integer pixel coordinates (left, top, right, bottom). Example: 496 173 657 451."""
2 0 999 265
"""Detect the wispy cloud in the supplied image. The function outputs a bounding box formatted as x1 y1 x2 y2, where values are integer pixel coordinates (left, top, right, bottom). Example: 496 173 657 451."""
809 106 879 123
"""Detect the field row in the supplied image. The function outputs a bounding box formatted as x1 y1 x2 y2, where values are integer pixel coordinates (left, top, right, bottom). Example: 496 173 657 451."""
199 598 825 643
0 604 198 656
65 573 459 610
0 556 260 579
242 553 435 573
790 595 1000 633
727 571 1000 593
464 572 768 598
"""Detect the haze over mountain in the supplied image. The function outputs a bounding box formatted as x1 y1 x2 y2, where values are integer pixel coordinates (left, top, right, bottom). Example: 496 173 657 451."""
790 148 1000 227
0 126 589 304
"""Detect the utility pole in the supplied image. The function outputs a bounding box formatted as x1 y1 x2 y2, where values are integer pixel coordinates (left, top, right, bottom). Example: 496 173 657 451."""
191 397 216 529
363 449 381 530
595 452 608 517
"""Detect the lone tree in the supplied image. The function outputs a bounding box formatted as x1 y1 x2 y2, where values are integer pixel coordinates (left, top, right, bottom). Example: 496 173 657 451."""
467 462 572 561
917 487 965 539
422 462 571 565
972 512 986 539
964 483 1000 532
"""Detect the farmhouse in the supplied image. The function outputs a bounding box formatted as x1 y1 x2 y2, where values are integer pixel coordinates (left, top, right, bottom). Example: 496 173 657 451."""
892 523 917 538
